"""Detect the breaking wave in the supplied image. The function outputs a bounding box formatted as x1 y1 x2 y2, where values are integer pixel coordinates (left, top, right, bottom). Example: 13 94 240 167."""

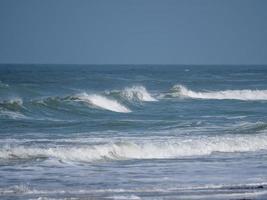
1 133 267 162
0 98 23 110
33 85 156 113
34 85 156 113
170 85 267 100
73 93 131 113
0 98 25 119
107 85 157 102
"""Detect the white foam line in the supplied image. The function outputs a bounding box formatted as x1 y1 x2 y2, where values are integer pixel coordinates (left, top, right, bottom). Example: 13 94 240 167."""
1 133 267 162
171 85 267 100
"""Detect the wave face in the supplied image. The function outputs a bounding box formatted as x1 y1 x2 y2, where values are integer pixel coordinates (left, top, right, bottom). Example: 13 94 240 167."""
170 85 267 100
0 98 25 119
0 85 155 115
74 93 131 113
2 133 267 162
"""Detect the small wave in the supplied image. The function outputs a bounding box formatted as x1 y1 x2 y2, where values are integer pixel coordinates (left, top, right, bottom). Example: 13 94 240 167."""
2 182 267 195
120 86 157 102
32 93 131 113
230 121 267 134
0 110 26 119
0 98 25 119
170 85 267 100
33 97 62 106
0 81 9 88
73 93 131 113
106 85 157 102
1 133 267 162
1 184 267 200
0 97 23 110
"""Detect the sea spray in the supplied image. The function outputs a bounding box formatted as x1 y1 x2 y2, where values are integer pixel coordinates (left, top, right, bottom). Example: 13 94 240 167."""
120 86 157 102
106 85 157 102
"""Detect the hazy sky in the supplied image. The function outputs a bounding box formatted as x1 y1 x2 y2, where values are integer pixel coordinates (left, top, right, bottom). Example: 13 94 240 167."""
0 0 267 64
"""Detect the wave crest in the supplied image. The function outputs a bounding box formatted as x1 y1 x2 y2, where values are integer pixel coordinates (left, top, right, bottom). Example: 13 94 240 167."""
107 85 157 102
73 93 131 113
1 133 267 162
0 98 23 109
170 85 267 100
120 86 157 102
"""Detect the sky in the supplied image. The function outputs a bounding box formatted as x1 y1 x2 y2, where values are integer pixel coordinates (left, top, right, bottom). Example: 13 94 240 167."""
0 0 267 65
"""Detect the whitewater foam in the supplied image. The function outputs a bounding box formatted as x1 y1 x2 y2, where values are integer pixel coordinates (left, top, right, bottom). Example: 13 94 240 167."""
0 110 26 119
74 93 131 113
1 133 267 162
2 184 267 200
2 182 267 195
120 86 157 102
170 85 267 100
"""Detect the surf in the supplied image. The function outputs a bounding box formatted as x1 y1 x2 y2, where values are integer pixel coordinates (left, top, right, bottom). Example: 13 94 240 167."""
170 84 267 100
106 85 157 102
1 133 267 162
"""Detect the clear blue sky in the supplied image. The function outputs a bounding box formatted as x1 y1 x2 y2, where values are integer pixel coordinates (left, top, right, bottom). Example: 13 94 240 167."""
0 0 267 64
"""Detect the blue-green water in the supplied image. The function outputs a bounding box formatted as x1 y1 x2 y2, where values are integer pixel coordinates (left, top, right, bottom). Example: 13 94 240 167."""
1 65 267 200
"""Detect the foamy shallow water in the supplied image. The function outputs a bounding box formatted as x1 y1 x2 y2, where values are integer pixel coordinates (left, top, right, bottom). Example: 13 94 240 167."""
0 65 267 199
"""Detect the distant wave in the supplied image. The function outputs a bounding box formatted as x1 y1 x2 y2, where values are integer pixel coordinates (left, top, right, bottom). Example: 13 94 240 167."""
0 97 23 109
1 133 267 162
120 85 157 102
169 84 267 100
106 85 157 102
0 81 9 88
73 93 131 113
0 110 26 119
33 85 156 113
0 98 25 119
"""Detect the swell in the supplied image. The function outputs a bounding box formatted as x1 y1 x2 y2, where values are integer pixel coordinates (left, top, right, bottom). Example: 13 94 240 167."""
27 85 155 113
2 83 267 117
0 98 26 119
0 98 23 110
230 121 267 134
68 85 157 112
169 84 267 100
1 133 267 162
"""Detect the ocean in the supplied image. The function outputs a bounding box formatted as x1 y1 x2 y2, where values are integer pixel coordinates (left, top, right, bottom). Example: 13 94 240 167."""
0 64 267 200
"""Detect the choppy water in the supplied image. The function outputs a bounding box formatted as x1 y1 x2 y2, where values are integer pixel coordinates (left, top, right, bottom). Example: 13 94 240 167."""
0 64 267 200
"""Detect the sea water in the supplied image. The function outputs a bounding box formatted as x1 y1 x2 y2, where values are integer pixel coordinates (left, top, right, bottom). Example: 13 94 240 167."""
0 65 267 199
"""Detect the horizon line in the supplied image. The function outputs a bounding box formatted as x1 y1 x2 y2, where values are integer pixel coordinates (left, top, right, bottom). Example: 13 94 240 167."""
0 63 267 66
